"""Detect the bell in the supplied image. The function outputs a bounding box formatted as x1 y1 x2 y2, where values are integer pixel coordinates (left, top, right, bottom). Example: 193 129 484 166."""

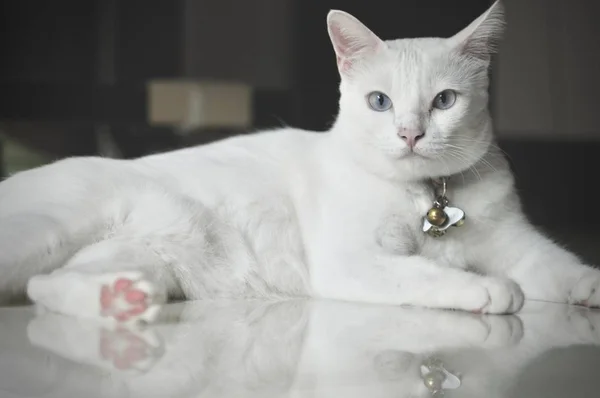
423 369 446 390
426 207 447 226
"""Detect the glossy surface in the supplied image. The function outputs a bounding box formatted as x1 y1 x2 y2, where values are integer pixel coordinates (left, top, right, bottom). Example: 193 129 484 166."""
1 300 600 398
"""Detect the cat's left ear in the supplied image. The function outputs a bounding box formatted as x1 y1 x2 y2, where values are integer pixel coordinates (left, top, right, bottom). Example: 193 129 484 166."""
449 0 505 63
327 10 385 74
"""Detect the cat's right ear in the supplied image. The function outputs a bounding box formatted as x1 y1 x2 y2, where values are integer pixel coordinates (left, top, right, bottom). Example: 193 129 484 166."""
449 0 505 63
327 10 385 75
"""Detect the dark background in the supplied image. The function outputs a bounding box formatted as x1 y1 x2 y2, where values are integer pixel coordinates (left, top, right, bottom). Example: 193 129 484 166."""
0 0 599 262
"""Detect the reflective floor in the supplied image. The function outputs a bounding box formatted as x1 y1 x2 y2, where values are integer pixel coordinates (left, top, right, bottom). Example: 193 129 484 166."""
1 300 600 398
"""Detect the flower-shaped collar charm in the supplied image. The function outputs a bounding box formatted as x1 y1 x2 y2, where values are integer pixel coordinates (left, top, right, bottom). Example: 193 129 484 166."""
422 177 466 238
423 206 465 237
420 357 462 396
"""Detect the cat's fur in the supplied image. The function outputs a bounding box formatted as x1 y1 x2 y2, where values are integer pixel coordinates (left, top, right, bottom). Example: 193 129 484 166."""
0 0 599 321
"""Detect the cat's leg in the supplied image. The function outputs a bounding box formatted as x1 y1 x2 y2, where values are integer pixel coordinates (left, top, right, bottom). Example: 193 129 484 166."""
0 157 138 303
312 252 524 314
26 202 254 323
0 199 106 303
472 214 600 307
26 238 180 324
0 214 88 302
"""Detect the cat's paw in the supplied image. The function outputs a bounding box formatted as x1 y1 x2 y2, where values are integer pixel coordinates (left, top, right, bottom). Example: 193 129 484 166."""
100 275 160 323
28 271 165 324
472 278 525 315
569 272 600 308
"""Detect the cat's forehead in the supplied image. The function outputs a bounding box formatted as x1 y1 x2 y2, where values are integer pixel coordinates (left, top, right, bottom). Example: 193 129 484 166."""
382 37 455 71
359 37 476 93
385 37 451 54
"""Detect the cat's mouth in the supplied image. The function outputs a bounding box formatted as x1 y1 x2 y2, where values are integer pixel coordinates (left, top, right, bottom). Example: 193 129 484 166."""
401 150 429 160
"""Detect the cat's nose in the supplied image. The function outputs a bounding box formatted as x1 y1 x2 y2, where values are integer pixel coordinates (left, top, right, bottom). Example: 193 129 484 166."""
398 129 424 149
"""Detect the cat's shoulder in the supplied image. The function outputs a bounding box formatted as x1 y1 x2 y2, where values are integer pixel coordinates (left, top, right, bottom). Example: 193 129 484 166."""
140 127 325 171
206 127 323 151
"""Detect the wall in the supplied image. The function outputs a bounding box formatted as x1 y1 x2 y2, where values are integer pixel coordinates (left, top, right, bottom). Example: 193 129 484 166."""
182 0 294 90
493 0 600 140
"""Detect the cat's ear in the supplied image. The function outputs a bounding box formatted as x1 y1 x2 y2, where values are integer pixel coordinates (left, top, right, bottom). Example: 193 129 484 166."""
449 0 505 62
327 10 385 74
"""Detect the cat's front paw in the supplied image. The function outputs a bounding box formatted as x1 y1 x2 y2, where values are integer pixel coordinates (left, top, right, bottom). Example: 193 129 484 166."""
474 278 525 315
569 271 600 308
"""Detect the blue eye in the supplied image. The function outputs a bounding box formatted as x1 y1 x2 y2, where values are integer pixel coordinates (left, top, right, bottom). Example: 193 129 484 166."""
432 89 457 110
367 91 393 112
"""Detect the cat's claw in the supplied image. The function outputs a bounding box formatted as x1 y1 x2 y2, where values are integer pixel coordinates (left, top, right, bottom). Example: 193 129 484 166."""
569 273 600 308
476 278 524 315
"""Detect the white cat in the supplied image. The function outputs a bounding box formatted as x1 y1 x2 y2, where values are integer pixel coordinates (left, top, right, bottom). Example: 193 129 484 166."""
0 0 598 323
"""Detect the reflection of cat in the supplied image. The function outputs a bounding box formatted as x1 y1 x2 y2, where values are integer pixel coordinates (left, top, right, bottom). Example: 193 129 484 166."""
1 301 598 398
2 0 600 323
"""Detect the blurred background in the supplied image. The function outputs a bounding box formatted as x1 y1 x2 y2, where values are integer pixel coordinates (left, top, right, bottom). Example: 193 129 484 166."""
0 0 598 262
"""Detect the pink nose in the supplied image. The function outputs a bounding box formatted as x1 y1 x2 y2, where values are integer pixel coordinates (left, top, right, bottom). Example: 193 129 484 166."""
398 129 424 149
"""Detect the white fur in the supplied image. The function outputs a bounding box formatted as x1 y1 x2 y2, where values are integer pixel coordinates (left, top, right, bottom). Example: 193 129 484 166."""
0 0 599 320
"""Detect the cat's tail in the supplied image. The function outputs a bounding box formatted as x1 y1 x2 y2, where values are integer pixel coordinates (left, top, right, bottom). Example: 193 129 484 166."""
0 157 128 303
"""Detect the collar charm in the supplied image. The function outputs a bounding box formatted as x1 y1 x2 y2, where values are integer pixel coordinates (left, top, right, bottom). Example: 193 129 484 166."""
420 357 462 396
422 177 465 238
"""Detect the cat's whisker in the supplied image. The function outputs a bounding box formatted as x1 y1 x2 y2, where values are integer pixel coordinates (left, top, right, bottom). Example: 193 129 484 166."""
437 140 502 178
478 158 500 173
452 145 501 175
447 137 511 159
444 149 483 181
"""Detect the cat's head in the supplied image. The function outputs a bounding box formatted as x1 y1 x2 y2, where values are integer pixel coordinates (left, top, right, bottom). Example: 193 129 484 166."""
328 1 504 180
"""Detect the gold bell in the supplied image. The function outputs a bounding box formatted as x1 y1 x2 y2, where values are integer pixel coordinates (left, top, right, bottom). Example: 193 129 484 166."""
426 207 447 227
423 370 446 390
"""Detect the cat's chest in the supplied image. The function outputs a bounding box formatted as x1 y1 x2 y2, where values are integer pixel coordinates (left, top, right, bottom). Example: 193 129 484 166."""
375 183 473 266
375 185 432 252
